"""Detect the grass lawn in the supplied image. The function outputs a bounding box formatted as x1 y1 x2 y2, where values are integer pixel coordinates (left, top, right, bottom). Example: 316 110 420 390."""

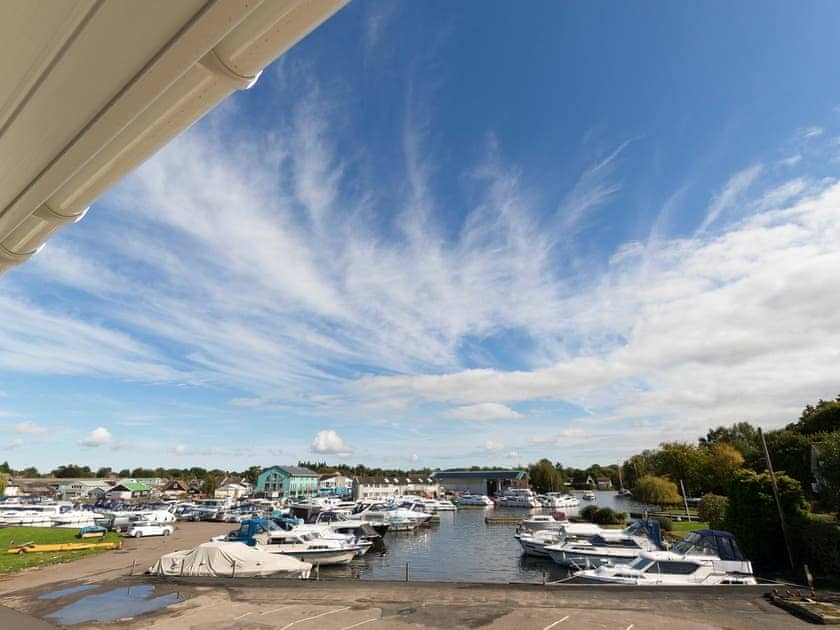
668 520 709 539
0 527 121 574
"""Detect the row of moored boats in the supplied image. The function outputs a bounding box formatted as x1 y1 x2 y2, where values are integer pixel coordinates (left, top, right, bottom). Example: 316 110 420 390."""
515 514 757 585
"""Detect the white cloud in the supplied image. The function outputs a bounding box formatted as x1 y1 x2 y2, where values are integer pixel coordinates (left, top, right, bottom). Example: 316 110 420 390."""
360 177 840 438
484 440 504 451
778 154 801 167
698 164 763 232
310 430 353 457
4 421 47 434
2 438 23 451
408 453 419 463
77 427 112 447
170 443 188 455
442 403 522 421
800 126 824 139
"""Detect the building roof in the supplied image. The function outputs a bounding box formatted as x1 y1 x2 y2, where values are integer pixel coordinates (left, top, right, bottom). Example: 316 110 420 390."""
432 470 526 481
278 466 318 477
110 482 149 492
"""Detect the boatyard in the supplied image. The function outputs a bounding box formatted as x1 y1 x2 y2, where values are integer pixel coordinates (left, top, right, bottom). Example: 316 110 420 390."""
0 519 815 629
0 492 830 628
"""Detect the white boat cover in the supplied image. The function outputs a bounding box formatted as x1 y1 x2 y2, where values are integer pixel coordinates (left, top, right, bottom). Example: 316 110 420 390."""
149 542 311 578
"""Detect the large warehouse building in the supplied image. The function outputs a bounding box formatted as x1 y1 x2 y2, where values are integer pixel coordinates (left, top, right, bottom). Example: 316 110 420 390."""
431 470 529 497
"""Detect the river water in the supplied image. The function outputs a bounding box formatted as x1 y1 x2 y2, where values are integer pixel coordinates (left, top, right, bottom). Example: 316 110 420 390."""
328 491 658 583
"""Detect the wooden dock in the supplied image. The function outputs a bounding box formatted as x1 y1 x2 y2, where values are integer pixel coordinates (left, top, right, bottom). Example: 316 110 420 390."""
484 515 522 525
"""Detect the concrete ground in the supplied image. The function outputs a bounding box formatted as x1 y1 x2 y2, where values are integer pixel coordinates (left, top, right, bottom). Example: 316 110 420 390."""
0 522 814 629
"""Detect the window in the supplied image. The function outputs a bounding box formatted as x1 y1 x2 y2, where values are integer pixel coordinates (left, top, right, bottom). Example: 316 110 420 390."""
645 561 699 575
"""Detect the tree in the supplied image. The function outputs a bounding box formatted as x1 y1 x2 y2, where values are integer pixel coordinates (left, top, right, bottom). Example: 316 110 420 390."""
814 432 840 516
528 459 563 493
762 430 812 490
724 469 808 570
203 475 218 497
651 442 705 494
95 467 113 478
698 493 727 529
0 472 6 496
244 466 262 485
701 443 744 494
20 466 39 478
52 464 92 478
632 475 682 505
118 469 130 477
0 461 10 474
794 398 840 435
700 422 761 464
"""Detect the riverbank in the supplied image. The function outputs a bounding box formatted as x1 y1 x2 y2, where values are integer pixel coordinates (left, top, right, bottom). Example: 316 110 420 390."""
0 520 819 629
0 527 121 574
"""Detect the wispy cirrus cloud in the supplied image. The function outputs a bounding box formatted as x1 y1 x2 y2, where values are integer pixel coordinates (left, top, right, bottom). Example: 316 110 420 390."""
3 421 47 434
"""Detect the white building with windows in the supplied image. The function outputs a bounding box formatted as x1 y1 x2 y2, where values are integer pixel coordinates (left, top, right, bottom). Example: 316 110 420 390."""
353 476 440 501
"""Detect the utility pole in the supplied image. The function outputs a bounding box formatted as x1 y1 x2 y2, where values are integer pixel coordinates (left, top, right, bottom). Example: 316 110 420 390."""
759 428 795 572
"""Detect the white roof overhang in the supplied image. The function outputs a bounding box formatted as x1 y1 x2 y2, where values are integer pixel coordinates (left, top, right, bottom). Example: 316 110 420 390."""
0 0 346 275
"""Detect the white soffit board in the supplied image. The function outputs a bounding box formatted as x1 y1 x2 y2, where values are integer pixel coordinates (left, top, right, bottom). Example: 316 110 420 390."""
0 0 347 274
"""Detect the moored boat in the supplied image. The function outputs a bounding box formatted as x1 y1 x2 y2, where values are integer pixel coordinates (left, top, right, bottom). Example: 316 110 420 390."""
574 530 756 585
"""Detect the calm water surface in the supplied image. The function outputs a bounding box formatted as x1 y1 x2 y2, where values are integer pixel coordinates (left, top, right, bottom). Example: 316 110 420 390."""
328 491 657 583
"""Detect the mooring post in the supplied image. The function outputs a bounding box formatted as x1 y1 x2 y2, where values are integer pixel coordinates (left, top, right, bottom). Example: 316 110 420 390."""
231 559 236 578
130 559 136 576
405 562 409 582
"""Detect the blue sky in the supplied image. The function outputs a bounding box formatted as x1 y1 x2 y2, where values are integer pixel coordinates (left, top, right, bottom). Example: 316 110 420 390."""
3 1 840 471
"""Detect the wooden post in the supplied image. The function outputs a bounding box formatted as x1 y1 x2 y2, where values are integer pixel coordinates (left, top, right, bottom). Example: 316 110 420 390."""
760 428 795 572
679 480 691 521
405 562 409 581
130 559 136 576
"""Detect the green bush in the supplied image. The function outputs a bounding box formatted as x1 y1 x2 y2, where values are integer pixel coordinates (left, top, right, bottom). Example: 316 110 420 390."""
592 507 627 525
724 469 809 570
657 516 673 531
633 475 682 505
580 505 599 522
793 516 840 578
698 493 727 529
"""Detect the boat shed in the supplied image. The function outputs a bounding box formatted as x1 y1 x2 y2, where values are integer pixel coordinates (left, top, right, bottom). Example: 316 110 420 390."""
432 470 528 497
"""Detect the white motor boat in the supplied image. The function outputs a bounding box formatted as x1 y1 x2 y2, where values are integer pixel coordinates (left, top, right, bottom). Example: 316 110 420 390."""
575 530 756 585
582 490 596 501
433 499 457 511
254 530 359 565
455 493 493 507
520 513 569 531
515 529 565 558
0 502 96 528
546 519 664 568
543 493 579 508
150 541 312 578
499 488 541 508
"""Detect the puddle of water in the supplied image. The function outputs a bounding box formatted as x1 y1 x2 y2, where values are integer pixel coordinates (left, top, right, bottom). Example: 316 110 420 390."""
38 584 99 601
45 585 182 625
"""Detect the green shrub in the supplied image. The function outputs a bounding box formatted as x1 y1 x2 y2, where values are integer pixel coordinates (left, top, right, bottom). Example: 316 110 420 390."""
724 469 809 570
592 507 627 525
698 493 727 529
633 475 682 505
793 516 840 578
580 505 599 522
657 516 673 531
794 518 840 580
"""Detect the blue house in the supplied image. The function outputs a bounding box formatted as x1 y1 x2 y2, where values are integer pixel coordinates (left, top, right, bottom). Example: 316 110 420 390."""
256 466 319 498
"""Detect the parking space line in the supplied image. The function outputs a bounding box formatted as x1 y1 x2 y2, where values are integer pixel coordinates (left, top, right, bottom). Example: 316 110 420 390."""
340 618 378 630
234 611 253 620
279 606 352 629
543 616 569 630
261 605 294 615
626 625 634 630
